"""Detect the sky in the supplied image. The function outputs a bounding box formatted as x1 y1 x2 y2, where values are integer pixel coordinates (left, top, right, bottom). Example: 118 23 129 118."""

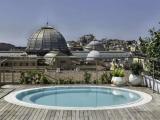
0 0 160 46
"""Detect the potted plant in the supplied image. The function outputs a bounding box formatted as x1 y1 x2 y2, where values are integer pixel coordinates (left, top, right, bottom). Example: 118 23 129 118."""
129 62 143 86
111 68 125 86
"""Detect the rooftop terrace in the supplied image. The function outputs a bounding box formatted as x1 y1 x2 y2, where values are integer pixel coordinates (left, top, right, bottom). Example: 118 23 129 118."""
0 85 159 120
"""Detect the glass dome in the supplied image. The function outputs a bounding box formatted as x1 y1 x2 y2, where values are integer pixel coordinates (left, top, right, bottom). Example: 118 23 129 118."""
26 26 70 56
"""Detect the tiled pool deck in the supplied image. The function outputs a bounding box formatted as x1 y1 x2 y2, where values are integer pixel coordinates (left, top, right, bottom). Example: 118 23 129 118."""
0 85 160 120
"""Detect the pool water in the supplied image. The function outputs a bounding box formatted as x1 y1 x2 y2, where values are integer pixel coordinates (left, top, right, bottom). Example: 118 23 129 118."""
16 87 141 107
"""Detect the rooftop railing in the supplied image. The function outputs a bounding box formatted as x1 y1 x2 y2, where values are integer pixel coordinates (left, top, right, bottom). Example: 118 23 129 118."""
0 56 131 85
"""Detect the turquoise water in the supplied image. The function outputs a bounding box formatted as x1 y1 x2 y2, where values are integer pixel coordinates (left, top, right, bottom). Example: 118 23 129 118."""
16 87 141 107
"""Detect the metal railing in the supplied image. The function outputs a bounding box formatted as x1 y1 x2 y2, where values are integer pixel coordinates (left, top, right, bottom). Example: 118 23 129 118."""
0 56 131 84
143 58 160 93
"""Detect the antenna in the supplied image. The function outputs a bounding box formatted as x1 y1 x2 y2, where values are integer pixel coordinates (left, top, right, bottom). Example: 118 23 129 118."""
46 21 49 26
46 16 49 26
93 39 95 50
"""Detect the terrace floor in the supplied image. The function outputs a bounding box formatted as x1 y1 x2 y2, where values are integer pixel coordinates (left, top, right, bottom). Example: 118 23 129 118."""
0 85 160 120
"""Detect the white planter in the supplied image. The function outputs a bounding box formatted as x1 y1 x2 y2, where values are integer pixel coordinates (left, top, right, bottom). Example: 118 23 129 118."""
112 77 126 86
129 74 142 86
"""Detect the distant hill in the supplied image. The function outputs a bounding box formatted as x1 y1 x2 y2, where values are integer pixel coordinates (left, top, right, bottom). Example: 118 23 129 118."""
0 43 15 51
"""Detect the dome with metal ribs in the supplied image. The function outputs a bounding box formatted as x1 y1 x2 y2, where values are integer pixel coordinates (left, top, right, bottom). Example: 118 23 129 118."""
26 26 70 56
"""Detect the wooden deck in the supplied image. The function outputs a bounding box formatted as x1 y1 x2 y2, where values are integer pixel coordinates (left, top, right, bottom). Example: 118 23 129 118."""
0 85 160 120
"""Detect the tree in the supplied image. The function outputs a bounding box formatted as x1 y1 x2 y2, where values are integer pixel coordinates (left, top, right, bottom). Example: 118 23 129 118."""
79 34 95 46
147 28 160 58
139 26 160 58
140 24 160 78
138 37 149 54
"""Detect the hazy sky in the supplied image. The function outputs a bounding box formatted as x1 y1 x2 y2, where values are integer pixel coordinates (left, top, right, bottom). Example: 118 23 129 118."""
0 0 160 46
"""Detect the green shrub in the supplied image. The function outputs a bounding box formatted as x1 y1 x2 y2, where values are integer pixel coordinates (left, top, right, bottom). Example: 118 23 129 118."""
67 78 74 84
75 80 81 84
93 79 101 84
112 68 125 77
65 77 75 84
93 80 97 84
40 75 50 84
19 70 51 84
100 72 112 84
56 77 75 84
19 72 25 84
130 62 143 75
19 72 31 84
84 71 91 84
54 79 59 84
26 70 38 84
59 79 65 84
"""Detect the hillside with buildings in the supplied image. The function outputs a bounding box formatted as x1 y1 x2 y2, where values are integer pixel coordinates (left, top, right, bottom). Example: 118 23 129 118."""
67 34 138 52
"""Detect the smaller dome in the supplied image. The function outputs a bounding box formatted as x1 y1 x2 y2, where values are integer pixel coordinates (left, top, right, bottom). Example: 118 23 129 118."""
44 51 58 64
44 51 67 64
85 40 105 51
21 52 28 56
88 40 101 46
86 50 101 61
44 52 58 58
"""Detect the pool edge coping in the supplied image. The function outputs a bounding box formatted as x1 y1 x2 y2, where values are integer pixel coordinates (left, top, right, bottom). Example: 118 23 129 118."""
4 85 152 110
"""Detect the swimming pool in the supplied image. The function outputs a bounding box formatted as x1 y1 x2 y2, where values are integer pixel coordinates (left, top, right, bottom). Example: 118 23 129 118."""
4 86 152 110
